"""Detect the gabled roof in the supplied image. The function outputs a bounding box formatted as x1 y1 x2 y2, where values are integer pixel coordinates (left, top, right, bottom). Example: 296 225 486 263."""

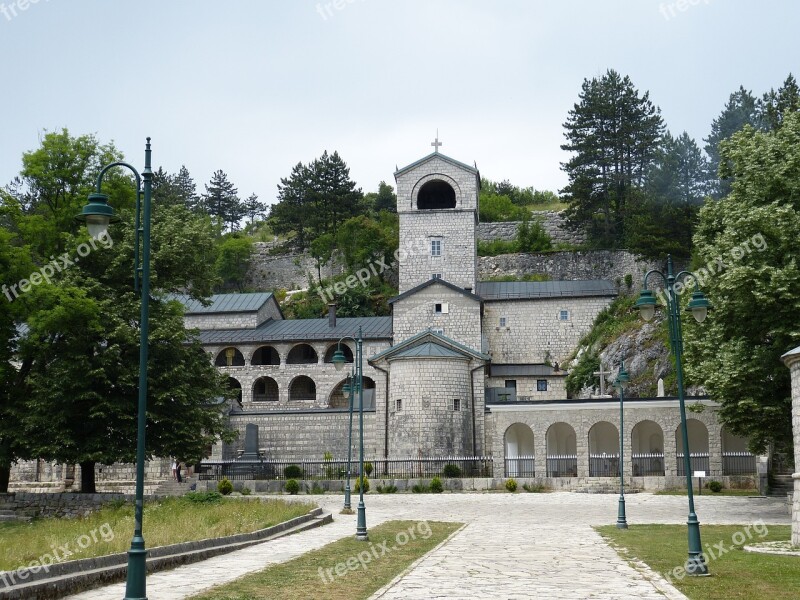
175 293 275 314
392 341 467 359
476 280 617 301
394 152 479 177
389 278 482 305
370 329 490 363
196 316 393 345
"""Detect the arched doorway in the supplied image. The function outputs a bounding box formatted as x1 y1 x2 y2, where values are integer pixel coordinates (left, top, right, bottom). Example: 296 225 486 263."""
252 346 280 366
588 421 619 477
631 420 665 476
546 422 577 477
676 419 710 476
505 423 535 477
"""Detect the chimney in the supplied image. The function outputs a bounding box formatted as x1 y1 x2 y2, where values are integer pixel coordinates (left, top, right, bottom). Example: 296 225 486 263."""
328 303 337 328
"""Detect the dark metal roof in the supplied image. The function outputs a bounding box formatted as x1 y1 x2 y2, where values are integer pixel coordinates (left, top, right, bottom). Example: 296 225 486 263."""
394 151 479 177
389 278 482 304
370 329 491 363
177 293 274 314
197 316 393 345
392 341 468 359
476 280 617 301
489 364 563 377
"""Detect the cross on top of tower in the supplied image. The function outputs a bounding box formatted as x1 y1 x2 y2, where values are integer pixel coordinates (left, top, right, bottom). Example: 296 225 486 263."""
431 131 442 153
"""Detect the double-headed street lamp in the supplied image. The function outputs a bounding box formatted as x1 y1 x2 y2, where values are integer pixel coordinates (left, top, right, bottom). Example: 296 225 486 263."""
613 361 630 530
332 326 369 541
636 254 711 576
75 138 153 600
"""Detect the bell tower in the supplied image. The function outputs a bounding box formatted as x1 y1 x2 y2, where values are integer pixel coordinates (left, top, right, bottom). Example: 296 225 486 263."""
393 137 480 294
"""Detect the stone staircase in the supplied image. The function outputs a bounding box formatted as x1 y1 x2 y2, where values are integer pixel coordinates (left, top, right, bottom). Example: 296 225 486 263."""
0 508 30 522
153 475 199 497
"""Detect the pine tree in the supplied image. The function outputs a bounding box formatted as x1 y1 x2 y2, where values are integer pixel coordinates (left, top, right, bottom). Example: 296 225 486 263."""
704 86 760 198
243 193 267 225
760 73 800 131
561 69 665 248
271 162 312 248
203 170 242 232
175 165 201 212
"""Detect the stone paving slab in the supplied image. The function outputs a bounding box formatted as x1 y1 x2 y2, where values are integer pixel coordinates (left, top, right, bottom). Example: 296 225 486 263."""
64 492 791 600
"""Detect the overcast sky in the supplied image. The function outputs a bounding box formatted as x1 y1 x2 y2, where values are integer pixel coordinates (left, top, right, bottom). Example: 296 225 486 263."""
1 0 797 204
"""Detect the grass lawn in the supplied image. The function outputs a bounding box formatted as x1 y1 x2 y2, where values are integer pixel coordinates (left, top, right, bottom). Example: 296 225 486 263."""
0 495 315 572
597 524 800 600
655 489 761 497
191 520 463 600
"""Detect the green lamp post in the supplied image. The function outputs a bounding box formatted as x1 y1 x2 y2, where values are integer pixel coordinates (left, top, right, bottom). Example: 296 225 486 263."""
613 360 630 530
636 254 711 576
332 326 368 541
75 138 153 600
340 372 358 514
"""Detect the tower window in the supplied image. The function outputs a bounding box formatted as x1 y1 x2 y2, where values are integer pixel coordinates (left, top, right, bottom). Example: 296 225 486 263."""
559 310 570 321
432 273 442 280
499 317 507 327
417 179 457 209
537 380 548 392
452 399 461 411
431 240 442 257
396 399 403 412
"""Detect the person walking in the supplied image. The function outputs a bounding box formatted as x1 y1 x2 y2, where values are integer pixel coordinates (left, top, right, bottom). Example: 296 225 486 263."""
171 460 177 481
176 461 183 484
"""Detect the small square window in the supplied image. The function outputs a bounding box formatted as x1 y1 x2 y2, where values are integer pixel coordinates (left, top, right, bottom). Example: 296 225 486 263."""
499 317 507 327
431 240 442 257
435 303 443 313
431 327 444 335
396 399 403 412
453 399 461 411
537 379 548 392
559 310 570 321
432 273 442 280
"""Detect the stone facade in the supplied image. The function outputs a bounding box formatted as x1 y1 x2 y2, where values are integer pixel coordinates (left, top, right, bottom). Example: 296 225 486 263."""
485 375 567 401
477 211 587 246
479 250 662 294
392 284 482 350
483 297 613 365
781 345 800 545
395 154 480 293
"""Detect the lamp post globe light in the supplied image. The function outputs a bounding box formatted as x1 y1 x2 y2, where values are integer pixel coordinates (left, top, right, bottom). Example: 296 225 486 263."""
75 138 153 599
332 326 369 541
635 255 712 576
613 361 630 530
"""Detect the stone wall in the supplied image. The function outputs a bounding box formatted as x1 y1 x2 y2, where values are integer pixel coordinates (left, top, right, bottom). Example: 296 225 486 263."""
479 250 661 293
10 458 172 493
477 211 586 246
245 246 345 292
782 346 800 545
0 492 134 519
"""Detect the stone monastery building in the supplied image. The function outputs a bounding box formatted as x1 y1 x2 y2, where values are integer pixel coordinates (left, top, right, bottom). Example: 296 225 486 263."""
188 148 751 488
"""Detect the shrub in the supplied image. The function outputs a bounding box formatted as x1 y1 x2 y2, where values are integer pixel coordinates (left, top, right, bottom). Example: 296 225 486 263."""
240 487 251 496
412 483 427 493
429 476 444 493
285 479 300 495
364 462 373 477
307 483 325 495
442 464 462 478
217 478 233 496
708 480 723 493
505 478 518 492
283 464 303 479
185 491 223 504
522 483 546 493
354 476 370 493
377 484 398 494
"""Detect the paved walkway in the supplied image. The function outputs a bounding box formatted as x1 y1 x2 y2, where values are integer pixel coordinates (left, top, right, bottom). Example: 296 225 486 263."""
65 493 790 600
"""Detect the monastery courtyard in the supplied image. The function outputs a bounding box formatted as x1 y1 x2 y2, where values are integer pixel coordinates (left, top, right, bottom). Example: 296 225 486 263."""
66 492 790 600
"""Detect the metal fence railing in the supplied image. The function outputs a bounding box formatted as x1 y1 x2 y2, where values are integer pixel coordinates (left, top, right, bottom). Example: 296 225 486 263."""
546 455 578 477
505 456 535 477
589 453 620 477
198 456 494 481
722 452 757 475
631 453 665 476
677 453 710 476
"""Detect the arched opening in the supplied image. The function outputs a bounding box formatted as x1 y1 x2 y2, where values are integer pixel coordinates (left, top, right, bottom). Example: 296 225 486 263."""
252 377 279 403
417 180 456 210
252 346 280 366
505 423 535 477
631 420 665 476
328 376 376 409
287 344 318 365
324 344 353 364
289 376 316 402
588 421 619 477
721 427 756 475
215 347 245 367
546 422 577 477
676 419 710 476
227 377 242 407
